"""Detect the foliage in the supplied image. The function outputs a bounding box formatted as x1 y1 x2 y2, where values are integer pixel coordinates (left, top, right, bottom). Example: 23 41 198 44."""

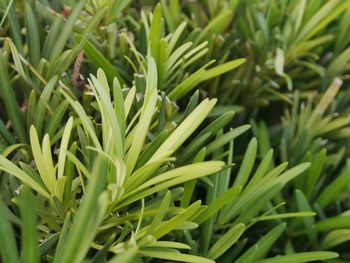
0 0 350 262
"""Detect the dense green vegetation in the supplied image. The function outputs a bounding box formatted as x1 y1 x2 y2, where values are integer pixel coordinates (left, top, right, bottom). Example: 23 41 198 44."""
1 0 350 262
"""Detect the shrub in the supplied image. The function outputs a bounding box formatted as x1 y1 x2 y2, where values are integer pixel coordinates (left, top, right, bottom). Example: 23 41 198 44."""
0 1 350 262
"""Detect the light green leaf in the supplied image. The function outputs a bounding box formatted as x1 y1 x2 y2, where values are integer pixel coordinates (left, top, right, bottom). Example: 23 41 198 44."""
139 250 214 263
322 229 350 249
149 98 217 162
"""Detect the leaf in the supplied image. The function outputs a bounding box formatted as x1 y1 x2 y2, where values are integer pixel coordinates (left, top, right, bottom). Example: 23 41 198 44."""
60 90 102 150
0 155 50 198
147 190 171 235
322 229 350 249
275 163 311 185
257 251 338 262
125 59 158 175
236 224 286 263
89 70 124 157
149 201 202 239
120 161 224 208
125 157 174 191
24 2 40 66
1 0 23 51
305 149 326 197
316 161 350 208
205 125 251 155
113 77 126 138
0 118 15 145
0 198 19 263
167 21 187 53
107 246 138 263
234 138 257 187
316 215 350 232
0 0 14 29
135 162 221 194
49 6 108 77
20 186 39 263
308 78 342 126
30 126 56 194
76 34 126 84
196 10 233 42
294 0 348 44
196 111 235 139
245 149 273 192
0 50 26 143
42 16 63 59
207 223 245 260
48 0 87 63
1 143 26 158
166 42 193 73
146 241 191 250
274 48 292 90
149 3 162 64
139 250 214 263
194 184 242 225
198 58 246 82
54 212 71 260
257 212 315 221
149 98 217 162
124 86 136 119
296 190 316 243
54 157 109 263
57 117 74 180
168 60 214 100
33 75 58 137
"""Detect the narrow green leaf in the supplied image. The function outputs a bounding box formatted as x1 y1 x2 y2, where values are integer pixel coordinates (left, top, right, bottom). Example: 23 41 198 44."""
49 0 87 63
199 58 246 82
257 212 315 221
149 3 162 63
125 86 157 175
208 223 245 260
245 149 273 192
305 149 326 197
0 199 19 263
322 229 350 249
150 98 217 162
0 0 23 51
296 190 316 243
258 251 338 262
206 125 251 155
30 126 55 194
236 224 286 263
57 117 74 180
147 191 171 235
196 10 233 42
20 186 39 263
0 50 26 143
316 215 350 232
195 184 242 225
76 35 126 84
234 138 257 187
24 2 40 66
316 161 350 208
0 155 50 198
139 250 214 263
55 157 108 263
120 161 224 208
